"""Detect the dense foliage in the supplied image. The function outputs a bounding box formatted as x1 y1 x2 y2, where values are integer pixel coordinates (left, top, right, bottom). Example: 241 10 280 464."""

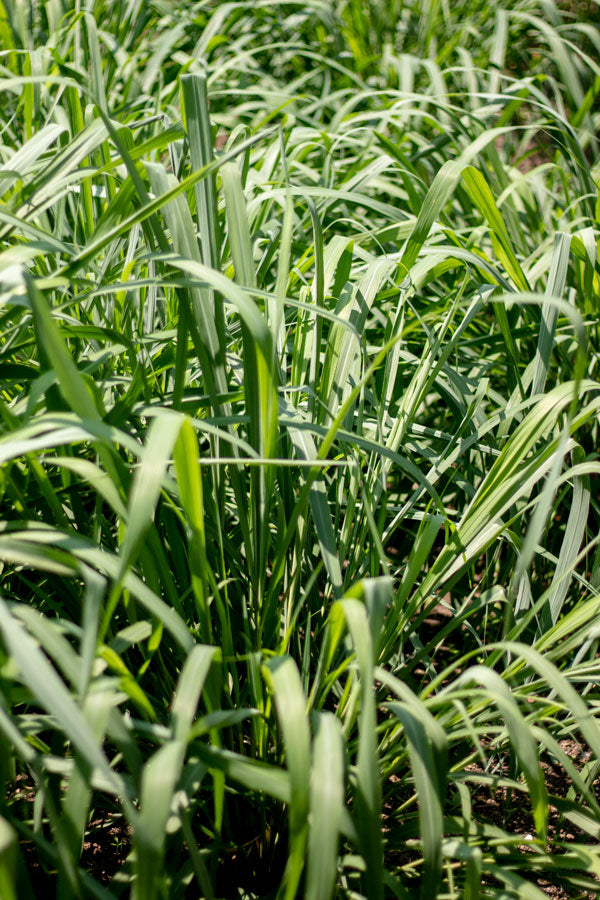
0 1 599 897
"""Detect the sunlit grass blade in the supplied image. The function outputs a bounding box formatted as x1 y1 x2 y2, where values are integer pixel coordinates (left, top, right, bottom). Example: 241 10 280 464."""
135 740 186 900
341 593 384 900
264 656 311 900
0 817 18 900
0 2 598 897
531 232 572 397
306 712 344 900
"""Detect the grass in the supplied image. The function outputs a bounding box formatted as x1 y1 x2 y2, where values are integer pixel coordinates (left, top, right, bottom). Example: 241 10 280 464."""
0 0 599 897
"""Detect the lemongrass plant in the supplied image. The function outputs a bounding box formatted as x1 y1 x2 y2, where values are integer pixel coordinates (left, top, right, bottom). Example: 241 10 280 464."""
0 1 599 898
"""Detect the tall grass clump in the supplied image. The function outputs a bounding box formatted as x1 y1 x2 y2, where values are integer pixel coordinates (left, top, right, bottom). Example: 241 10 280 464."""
0 0 599 898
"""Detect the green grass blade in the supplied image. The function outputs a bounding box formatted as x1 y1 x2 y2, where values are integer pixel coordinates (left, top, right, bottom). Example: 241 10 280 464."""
0 817 18 900
531 232 572 397
264 656 311 900
341 595 383 900
0 597 126 800
135 739 186 900
306 712 344 900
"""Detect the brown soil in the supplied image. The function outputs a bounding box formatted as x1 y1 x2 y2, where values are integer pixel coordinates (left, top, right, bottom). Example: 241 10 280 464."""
467 738 599 899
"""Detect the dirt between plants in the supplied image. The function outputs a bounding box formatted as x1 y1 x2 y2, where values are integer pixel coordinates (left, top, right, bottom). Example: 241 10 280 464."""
79 815 132 884
18 811 131 890
466 738 599 899
7 693 599 898
9 746 600 897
